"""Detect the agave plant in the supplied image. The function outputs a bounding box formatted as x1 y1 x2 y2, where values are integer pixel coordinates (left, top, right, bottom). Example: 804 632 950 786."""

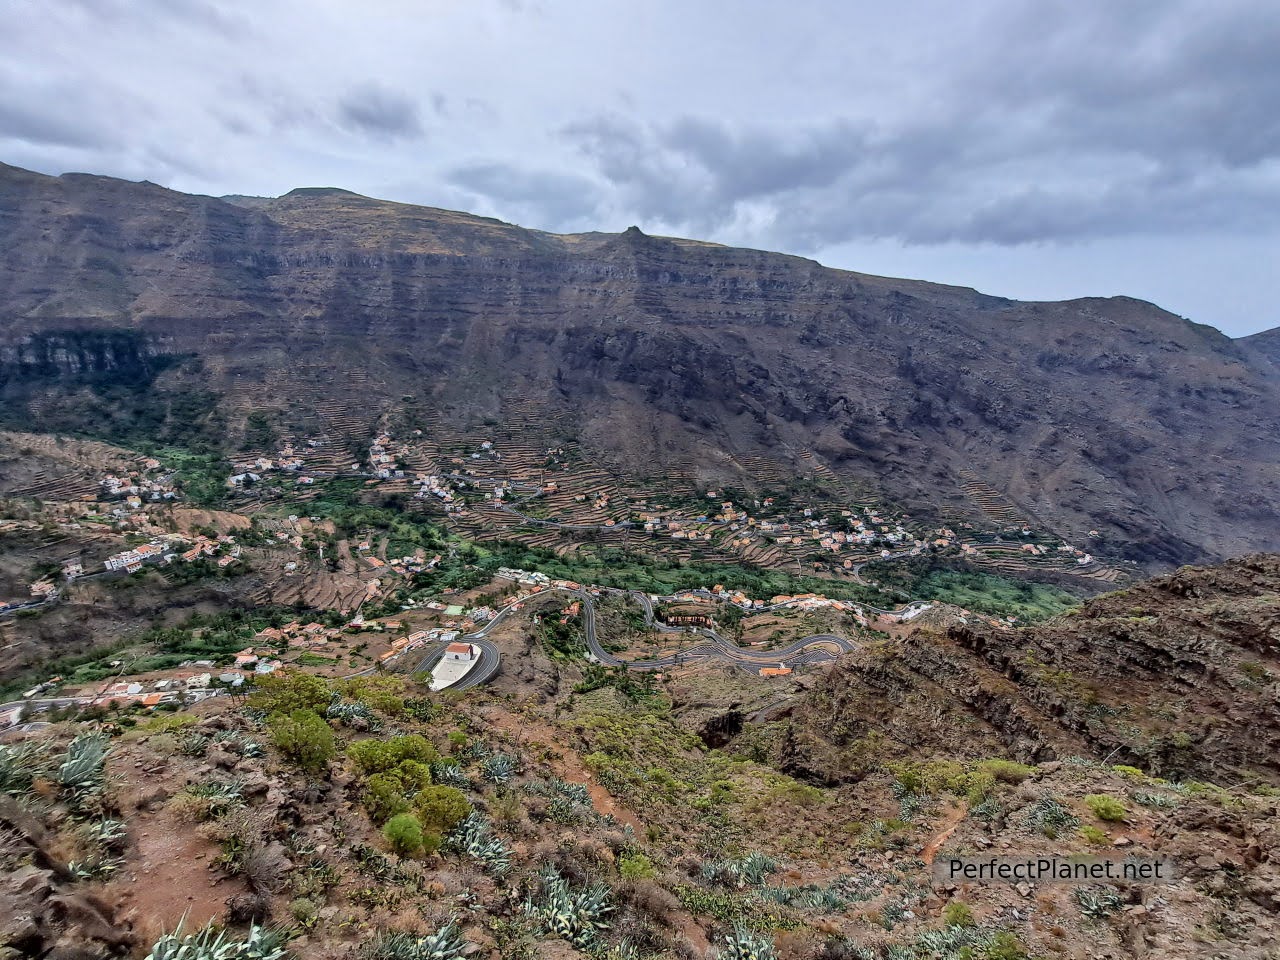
480 753 517 785
701 851 779 888
716 924 777 960
326 700 383 732
145 921 288 960
429 761 471 789
186 780 245 817
367 921 468 960
212 730 266 758
596 941 640 960
1022 796 1080 838
1132 790 1179 809
445 813 511 875
760 883 847 911
56 734 109 798
81 817 127 849
912 925 992 954
68 854 124 881
0 742 49 796
524 865 614 949
524 777 591 805
1075 884 1123 920
179 731 211 757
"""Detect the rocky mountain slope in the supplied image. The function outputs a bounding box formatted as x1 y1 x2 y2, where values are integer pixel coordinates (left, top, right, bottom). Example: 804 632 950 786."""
4 556 1280 960
779 554 1280 787
2 161 1279 568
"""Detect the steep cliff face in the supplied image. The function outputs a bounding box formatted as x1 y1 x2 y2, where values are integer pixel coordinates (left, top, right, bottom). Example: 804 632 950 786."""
783 555 1280 784
2 161 1278 565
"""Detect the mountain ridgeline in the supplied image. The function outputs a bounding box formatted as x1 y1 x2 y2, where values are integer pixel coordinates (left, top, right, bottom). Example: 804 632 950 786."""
2 161 1278 568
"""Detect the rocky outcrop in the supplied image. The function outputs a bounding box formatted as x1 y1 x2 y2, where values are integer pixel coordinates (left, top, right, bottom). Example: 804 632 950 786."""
785 555 1280 784
0 797 133 959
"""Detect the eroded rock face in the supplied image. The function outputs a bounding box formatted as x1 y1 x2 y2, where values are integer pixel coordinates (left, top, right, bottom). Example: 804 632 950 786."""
0 798 132 959
783 555 1280 784
2 162 1279 568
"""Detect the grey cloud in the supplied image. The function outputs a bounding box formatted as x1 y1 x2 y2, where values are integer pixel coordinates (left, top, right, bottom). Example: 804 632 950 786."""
447 162 602 227
0 97 112 150
336 85 423 140
62 0 248 37
556 2 1280 250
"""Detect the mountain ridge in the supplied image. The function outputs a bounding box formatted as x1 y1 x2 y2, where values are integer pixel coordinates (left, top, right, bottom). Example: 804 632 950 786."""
2 160 1278 568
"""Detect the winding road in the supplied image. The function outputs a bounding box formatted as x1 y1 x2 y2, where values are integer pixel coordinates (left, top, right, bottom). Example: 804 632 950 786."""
395 584 931 689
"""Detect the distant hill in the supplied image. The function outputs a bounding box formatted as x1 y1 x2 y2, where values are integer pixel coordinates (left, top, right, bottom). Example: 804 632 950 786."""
2 160 1279 567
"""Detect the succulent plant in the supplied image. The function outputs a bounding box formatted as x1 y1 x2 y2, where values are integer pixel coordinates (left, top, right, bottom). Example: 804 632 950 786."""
1023 795 1080 838
1075 884 1124 919
480 753 517 785
186 780 245 817
145 921 288 960
429 761 471 789
326 700 383 732
179 731 211 756
366 922 468 960
700 851 779 888
715 924 777 960
57 734 109 797
0 741 49 796
524 865 614 949
445 813 511 875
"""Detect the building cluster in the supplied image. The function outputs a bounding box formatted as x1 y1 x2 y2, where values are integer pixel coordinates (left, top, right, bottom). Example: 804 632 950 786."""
369 434 410 478
99 459 178 505
228 444 309 486
101 533 240 574
103 541 170 573
253 620 343 649
378 627 462 663
415 474 464 512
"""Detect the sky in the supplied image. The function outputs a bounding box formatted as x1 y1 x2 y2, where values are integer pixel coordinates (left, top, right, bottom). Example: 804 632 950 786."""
1 0 1278 336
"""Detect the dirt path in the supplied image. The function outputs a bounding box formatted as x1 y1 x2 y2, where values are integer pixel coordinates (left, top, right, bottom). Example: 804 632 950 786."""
921 801 968 865
107 807 243 936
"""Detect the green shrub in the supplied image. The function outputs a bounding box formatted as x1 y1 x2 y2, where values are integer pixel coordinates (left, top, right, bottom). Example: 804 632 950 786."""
619 851 657 880
396 759 434 792
348 735 439 774
942 900 975 927
975 759 1034 784
1112 764 1148 780
413 785 471 835
251 670 331 714
1078 825 1109 846
982 930 1029 960
269 710 336 772
1084 794 1128 822
383 813 426 857
364 773 411 823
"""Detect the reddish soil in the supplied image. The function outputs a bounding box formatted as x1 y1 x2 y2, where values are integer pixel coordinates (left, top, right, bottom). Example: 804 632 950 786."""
108 807 244 935
921 801 968 865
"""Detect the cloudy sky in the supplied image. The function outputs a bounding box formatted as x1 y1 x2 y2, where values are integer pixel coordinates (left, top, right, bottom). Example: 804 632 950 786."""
2 0 1277 336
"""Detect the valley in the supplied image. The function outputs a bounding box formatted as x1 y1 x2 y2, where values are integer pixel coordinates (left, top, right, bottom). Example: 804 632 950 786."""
0 164 1277 960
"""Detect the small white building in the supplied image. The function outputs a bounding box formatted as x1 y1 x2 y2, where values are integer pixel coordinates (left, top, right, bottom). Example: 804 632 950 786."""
444 642 476 662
